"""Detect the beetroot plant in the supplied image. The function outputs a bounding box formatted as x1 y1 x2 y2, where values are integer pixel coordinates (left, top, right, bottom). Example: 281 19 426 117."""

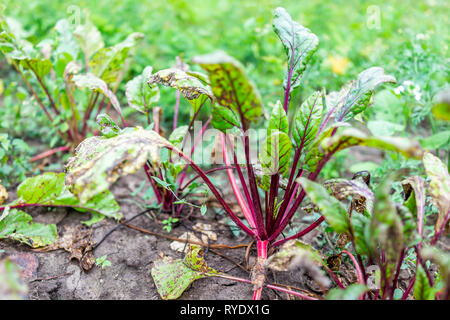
62 7 425 299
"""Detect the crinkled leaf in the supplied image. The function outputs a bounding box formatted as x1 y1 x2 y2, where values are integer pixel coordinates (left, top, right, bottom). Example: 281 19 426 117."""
65 127 180 203
298 177 349 233
192 51 263 126
8 172 122 221
326 284 367 300
125 66 160 114
88 32 143 84
151 245 217 300
423 152 450 233
148 68 213 113
96 113 121 138
293 90 324 151
0 209 57 248
327 67 396 122
273 7 319 97
323 178 374 214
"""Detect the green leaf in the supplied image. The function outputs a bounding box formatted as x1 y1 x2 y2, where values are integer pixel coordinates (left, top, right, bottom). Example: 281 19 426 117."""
421 246 450 296
273 7 319 97
367 120 405 137
414 265 435 300
267 100 289 135
151 245 217 300
293 90 324 150
317 128 423 171
8 172 122 221
420 131 450 150
148 68 213 113
210 103 241 133
0 209 57 248
126 66 160 114
422 151 450 233
327 67 396 122
20 58 52 79
326 284 367 300
297 177 349 233
65 127 181 203
0 259 28 299
96 113 121 138
88 32 143 85
351 213 370 256
169 125 189 146
72 73 123 119
73 18 104 61
432 88 450 121
259 131 292 176
192 51 263 126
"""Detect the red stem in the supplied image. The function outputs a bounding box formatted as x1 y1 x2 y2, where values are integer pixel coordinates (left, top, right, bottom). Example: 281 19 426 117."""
29 146 70 162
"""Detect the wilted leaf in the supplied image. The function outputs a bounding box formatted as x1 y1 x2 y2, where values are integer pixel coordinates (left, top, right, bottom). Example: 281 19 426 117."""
323 178 374 214
297 177 349 233
193 51 263 126
148 68 213 113
422 152 450 233
327 67 396 122
96 113 121 138
0 209 57 248
125 66 160 114
65 127 181 203
273 7 319 98
151 245 217 300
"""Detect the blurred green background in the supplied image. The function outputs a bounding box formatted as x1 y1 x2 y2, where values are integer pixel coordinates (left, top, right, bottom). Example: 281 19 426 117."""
0 0 449 185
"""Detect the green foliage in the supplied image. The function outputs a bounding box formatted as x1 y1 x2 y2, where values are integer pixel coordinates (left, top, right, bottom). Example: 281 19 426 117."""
0 133 33 188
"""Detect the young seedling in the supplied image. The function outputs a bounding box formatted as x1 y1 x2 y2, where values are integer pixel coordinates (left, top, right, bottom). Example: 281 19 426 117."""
63 7 423 299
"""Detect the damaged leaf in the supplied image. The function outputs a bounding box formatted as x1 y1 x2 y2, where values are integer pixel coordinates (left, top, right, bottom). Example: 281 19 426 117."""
0 209 57 248
126 66 160 114
298 177 349 233
422 152 450 233
151 245 217 300
193 51 263 126
148 68 213 113
6 172 122 221
65 127 181 203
